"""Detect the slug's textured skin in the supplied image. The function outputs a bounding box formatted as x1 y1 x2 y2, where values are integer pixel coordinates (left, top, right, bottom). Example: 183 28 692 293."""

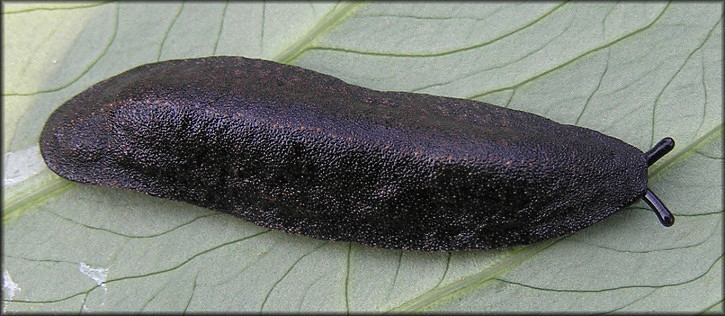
40 56 648 251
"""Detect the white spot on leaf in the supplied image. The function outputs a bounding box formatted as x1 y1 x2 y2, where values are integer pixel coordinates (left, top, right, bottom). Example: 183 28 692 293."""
3 146 46 186
3 269 21 309
79 262 108 288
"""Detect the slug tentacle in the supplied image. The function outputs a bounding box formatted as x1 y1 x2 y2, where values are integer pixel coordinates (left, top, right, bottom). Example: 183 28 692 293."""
643 188 674 227
645 137 675 166
642 137 676 227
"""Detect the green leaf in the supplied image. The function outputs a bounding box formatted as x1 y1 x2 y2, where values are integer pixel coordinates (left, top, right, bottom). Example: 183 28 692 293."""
3 2 722 313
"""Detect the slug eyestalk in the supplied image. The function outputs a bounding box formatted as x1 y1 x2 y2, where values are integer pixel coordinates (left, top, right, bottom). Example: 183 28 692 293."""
642 137 675 227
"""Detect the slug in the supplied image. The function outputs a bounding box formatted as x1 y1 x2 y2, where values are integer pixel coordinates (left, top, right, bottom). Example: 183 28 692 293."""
39 56 675 251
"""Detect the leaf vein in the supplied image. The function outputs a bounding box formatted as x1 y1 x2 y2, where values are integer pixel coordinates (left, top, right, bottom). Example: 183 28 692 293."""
104 230 270 284
496 254 723 293
3 2 120 97
306 3 566 58
157 3 185 62
260 242 328 311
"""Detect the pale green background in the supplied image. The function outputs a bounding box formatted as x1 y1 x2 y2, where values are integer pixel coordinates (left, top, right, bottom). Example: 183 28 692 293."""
2 2 722 313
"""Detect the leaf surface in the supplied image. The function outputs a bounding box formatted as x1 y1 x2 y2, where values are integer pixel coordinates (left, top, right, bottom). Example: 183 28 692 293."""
2 2 722 313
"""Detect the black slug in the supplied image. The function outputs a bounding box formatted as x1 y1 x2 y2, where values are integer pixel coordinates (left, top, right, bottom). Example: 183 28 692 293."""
39 56 675 251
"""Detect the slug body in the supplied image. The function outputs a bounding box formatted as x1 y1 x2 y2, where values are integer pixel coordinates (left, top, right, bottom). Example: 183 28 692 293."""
40 56 672 251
